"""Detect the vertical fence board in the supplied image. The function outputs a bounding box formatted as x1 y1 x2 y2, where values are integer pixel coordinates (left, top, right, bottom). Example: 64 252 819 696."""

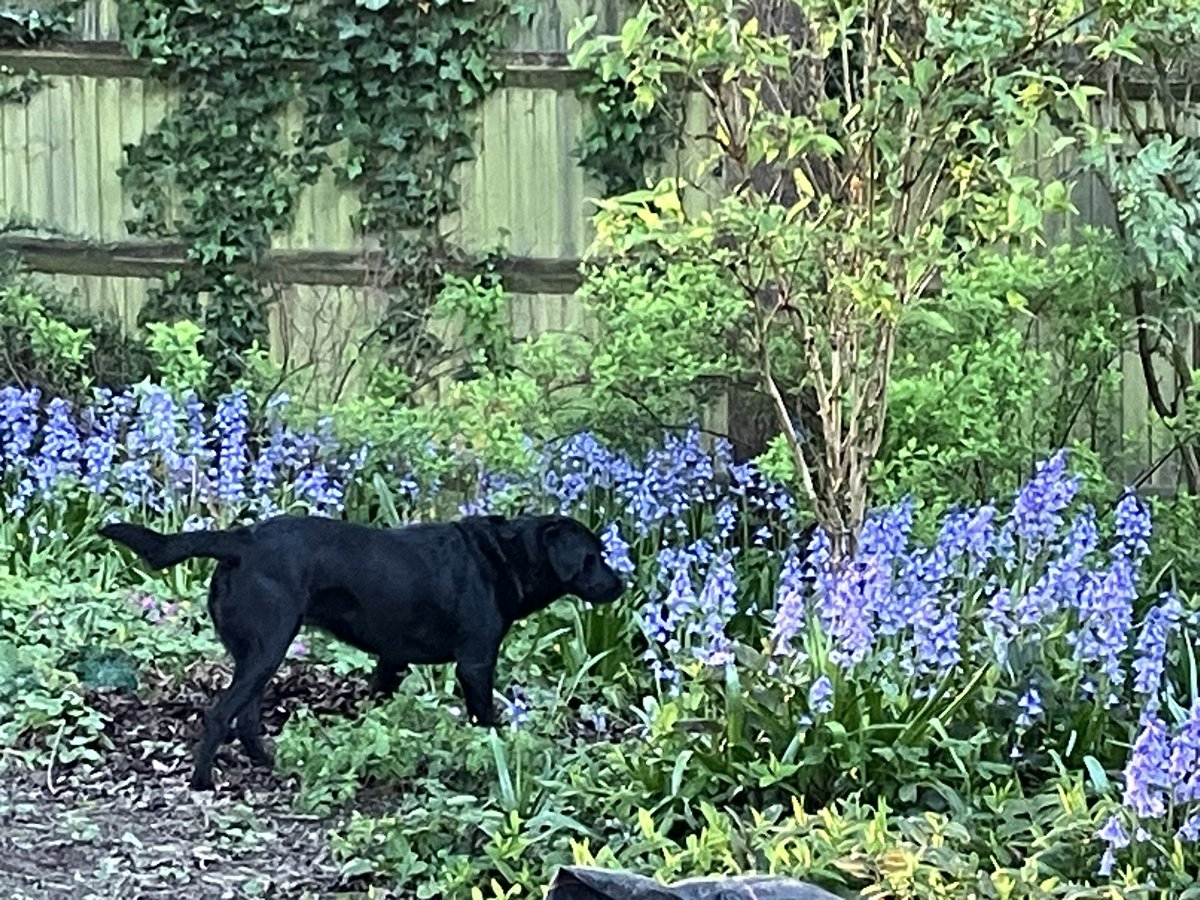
4 85 31 219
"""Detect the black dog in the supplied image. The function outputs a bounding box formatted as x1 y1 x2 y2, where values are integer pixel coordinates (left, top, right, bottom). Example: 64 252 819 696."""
98 513 624 790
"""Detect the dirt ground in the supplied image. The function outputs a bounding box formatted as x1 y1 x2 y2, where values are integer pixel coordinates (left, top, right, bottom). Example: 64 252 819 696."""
0 662 384 899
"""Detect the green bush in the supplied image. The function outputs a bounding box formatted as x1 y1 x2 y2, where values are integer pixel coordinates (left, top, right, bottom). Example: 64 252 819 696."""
0 254 151 400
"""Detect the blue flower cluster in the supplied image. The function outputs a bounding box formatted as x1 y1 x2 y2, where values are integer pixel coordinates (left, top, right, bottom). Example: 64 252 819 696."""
763 455 1153 710
465 427 803 685
0 384 365 524
1097 589 1199 874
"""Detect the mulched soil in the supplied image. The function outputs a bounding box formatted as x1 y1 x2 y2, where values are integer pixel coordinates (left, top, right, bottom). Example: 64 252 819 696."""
0 661 387 899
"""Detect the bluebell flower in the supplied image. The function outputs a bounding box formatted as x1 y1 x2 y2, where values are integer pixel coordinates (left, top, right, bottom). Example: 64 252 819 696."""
1178 812 1200 843
694 552 737 666
1099 816 1123 854
1009 450 1079 556
808 505 912 670
30 397 81 499
600 522 636 579
1132 592 1184 701
664 563 697 643
1114 490 1152 560
1069 554 1137 690
982 581 1018 663
79 390 122 495
714 500 737 541
1016 686 1043 727
1094 812 1131 876
1169 702 1200 804
808 674 834 714
1097 848 1117 877
294 464 345 515
0 385 40 463
814 561 878 669
213 390 250 507
251 432 288 513
1121 714 1172 818
769 548 808 658
938 504 998 577
504 687 530 732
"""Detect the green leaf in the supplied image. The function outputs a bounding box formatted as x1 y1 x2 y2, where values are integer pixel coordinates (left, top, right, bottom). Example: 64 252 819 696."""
620 11 650 56
336 15 372 40
912 57 936 94
567 14 598 50
1082 755 1111 793
340 857 376 877
1043 179 1068 207
670 749 693 796
356 0 390 8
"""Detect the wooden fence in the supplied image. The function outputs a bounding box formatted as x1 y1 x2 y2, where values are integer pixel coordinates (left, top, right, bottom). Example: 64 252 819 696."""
0 0 627 343
0 0 1196 492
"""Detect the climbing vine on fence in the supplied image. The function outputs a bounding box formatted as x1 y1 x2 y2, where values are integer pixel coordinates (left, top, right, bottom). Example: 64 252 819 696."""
304 0 521 376
117 0 521 392
117 1 323 391
0 2 79 105
572 73 683 196
569 13 683 196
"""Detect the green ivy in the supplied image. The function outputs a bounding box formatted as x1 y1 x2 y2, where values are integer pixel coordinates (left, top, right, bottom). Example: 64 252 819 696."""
304 0 522 379
573 74 682 195
0 2 79 105
117 0 522 393
569 13 683 195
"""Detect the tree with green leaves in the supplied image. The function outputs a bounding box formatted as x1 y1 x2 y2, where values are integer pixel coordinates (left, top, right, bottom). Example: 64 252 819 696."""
572 0 1134 560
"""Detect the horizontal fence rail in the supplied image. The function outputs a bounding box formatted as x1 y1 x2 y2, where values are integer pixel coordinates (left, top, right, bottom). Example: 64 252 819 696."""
0 233 586 293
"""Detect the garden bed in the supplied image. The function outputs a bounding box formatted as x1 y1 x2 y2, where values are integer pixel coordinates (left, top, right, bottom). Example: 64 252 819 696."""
0 662 366 899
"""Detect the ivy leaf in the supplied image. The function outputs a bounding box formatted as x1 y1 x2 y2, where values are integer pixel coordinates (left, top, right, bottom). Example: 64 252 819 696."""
335 14 372 40
620 11 650 56
567 14 598 51
464 53 488 85
379 47 404 71
356 0 391 8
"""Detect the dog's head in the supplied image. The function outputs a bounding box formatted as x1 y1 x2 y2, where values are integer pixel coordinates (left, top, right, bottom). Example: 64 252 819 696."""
541 516 624 606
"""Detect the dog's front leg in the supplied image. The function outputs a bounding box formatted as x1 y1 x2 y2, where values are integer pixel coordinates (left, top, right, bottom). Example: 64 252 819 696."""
369 659 410 698
455 658 498 728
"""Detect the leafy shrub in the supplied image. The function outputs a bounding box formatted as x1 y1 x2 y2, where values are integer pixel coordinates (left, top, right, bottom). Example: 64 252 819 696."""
0 254 151 400
877 237 1128 512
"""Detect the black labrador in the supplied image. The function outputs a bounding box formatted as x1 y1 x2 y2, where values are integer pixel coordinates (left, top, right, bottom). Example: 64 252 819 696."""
98 513 625 790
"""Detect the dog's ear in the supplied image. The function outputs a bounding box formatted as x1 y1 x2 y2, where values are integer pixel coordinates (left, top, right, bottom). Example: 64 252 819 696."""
543 519 587 583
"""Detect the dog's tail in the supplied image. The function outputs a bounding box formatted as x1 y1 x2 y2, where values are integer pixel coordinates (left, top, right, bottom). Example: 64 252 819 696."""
98 522 246 570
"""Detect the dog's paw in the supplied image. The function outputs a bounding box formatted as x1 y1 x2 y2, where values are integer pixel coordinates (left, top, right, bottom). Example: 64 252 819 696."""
246 748 275 768
189 771 216 791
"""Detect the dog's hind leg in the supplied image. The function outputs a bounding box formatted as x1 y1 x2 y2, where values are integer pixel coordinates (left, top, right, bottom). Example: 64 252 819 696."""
191 627 296 790
194 569 299 790
233 687 272 767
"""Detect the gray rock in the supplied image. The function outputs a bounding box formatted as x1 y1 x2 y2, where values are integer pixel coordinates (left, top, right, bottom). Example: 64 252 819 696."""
546 866 847 900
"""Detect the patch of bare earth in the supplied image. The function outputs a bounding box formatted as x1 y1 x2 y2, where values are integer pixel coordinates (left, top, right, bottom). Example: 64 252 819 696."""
0 661 383 899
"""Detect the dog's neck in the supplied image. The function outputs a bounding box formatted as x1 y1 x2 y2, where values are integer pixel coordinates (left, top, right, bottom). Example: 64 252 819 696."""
460 520 562 623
